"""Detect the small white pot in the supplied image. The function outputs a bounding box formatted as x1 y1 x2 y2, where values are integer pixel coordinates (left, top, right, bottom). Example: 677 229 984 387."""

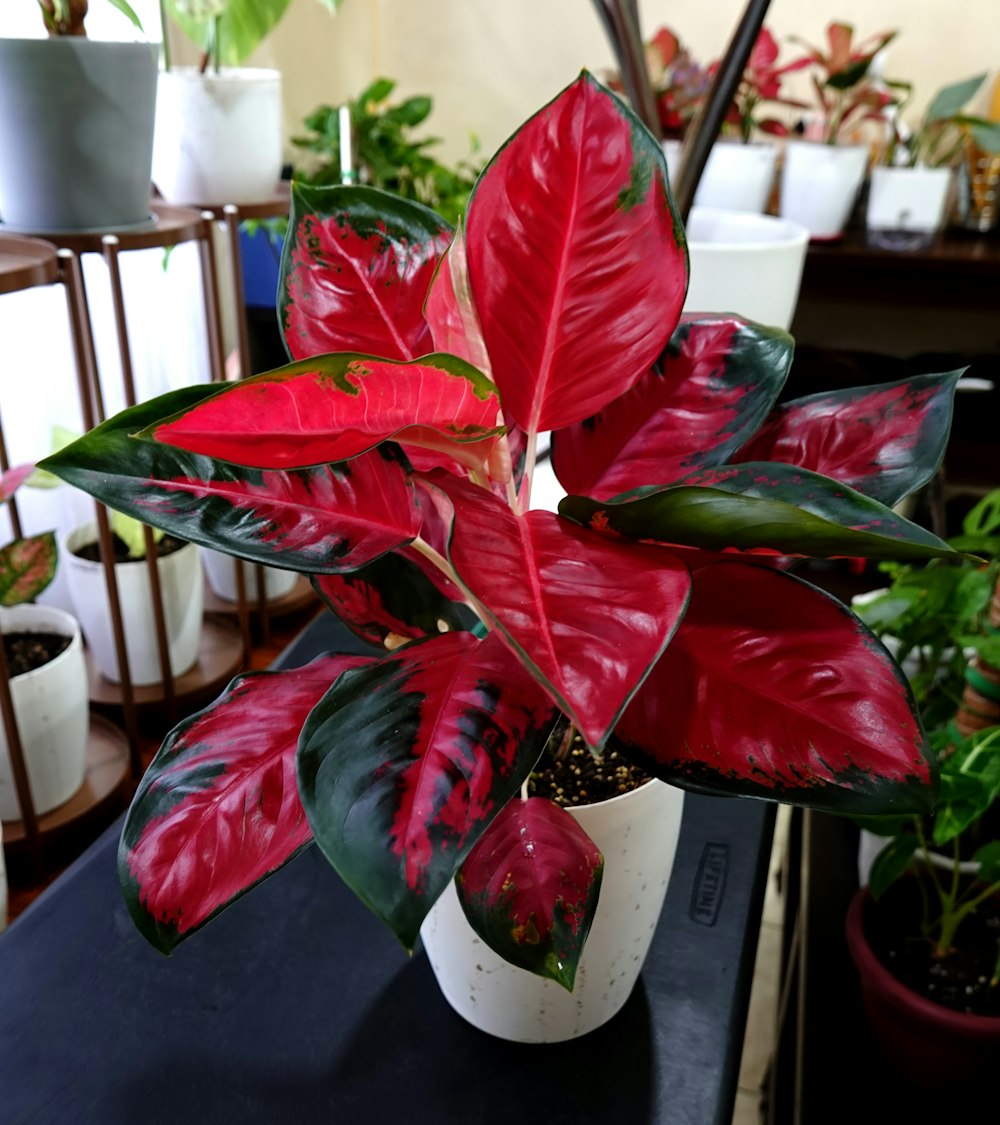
419 777 686 1043
779 141 870 240
202 548 298 603
0 604 88 822
63 523 203 687
683 206 810 331
866 165 954 250
152 67 282 205
664 139 778 214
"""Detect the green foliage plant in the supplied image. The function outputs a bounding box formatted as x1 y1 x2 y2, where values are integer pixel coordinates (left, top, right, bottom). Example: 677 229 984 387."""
880 72 1000 168
35 0 142 36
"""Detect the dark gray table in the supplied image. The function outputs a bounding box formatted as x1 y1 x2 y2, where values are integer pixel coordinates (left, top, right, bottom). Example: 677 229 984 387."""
0 614 775 1125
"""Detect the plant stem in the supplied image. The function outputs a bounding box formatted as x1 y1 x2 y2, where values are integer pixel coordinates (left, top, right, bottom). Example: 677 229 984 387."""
518 428 539 516
158 0 171 70
409 536 489 628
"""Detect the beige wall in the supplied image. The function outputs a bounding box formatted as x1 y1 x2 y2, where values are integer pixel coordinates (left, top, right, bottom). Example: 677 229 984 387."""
230 0 1000 168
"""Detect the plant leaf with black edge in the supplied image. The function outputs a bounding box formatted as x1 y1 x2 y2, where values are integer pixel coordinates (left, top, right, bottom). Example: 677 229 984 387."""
456 797 603 990
551 316 792 500
732 371 962 507
141 353 503 472
298 630 560 950
39 388 423 576
560 462 963 562
425 470 692 750
280 182 452 363
464 70 687 437
0 533 57 606
614 561 937 816
118 652 373 955
311 546 478 646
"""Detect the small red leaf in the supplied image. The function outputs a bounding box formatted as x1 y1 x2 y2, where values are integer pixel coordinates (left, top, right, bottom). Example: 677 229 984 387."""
424 218 492 377
0 532 57 606
456 797 603 990
615 561 935 814
118 653 373 953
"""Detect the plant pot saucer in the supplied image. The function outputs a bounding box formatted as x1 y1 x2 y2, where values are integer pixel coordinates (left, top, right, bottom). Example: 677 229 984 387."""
1 713 129 848
84 613 244 709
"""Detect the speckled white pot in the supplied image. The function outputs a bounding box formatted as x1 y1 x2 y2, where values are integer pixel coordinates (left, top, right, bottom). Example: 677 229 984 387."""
0 604 88 822
419 777 686 1043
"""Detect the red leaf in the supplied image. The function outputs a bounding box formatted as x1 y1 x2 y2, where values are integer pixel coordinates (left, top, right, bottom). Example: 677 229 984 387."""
424 218 492 377
615 561 935 814
426 471 692 749
0 463 35 501
281 183 452 362
298 631 560 949
551 316 792 500
456 797 603 990
733 371 962 508
145 354 502 472
118 654 373 952
0 532 57 606
465 72 687 437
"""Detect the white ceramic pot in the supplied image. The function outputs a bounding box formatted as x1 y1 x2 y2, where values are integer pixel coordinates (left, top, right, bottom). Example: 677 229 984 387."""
419 777 686 1043
152 67 282 206
779 141 870 240
866 165 954 251
0 604 88 822
63 523 203 686
683 206 810 331
202 548 298 603
664 139 779 214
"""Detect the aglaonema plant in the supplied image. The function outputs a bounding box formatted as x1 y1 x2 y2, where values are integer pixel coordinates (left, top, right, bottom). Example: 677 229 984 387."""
43 71 969 989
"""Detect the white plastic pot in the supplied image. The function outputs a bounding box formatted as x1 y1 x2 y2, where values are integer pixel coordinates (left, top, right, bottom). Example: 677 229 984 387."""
152 67 282 206
683 206 810 331
0 604 88 822
202 548 298 603
419 777 686 1043
866 165 954 251
779 141 870 240
63 523 203 686
663 139 779 214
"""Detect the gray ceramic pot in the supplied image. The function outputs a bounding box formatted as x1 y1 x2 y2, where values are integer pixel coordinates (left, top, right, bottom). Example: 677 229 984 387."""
0 37 157 232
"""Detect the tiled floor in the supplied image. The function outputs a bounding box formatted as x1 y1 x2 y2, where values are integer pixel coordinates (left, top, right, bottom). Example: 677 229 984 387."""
731 805 789 1125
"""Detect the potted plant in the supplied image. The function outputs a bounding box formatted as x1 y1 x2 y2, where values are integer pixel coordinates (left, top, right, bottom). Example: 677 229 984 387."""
43 71 968 1044
152 0 341 206
0 0 157 232
0 464 88 825
779 20 897 239
867 72 1000 250
653 26 804 214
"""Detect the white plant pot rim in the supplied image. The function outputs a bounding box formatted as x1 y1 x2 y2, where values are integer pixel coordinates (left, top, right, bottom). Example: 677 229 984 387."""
686 206 810 254
0 604 81 678
159 66 282 82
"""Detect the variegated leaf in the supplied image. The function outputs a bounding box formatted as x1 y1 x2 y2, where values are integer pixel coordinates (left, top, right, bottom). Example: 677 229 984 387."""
733 370 962 506
456 797 603 990
551 316 792 499
280 182 452 362
0 532 57 606
142 354 503 472
425 470 692 749
40 388 422 575
118 653 373 954
615 561 937 814
465 71 687 436
298 630 559 949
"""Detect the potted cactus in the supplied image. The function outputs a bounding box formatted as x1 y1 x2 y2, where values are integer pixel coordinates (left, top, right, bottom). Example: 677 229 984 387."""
43 71 968 1043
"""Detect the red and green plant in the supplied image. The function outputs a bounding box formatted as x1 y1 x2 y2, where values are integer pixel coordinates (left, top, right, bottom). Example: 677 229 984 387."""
641 25 711 139
0 464 57 608
44 72 967 989
717 27 810 143
789 20 898 143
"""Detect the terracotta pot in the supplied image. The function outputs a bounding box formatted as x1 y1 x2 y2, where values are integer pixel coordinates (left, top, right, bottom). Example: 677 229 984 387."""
845 884 1000 1088
419 777 686 1043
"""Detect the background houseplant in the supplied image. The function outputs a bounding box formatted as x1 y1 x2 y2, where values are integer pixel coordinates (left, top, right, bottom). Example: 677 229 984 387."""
44 71 967 1043
867 71 1000 249
779 20 898 239
0 0 156 231
152 0 341 205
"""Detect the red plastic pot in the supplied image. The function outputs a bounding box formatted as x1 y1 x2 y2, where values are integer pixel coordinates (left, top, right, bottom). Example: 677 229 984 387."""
845 884 1000 1089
